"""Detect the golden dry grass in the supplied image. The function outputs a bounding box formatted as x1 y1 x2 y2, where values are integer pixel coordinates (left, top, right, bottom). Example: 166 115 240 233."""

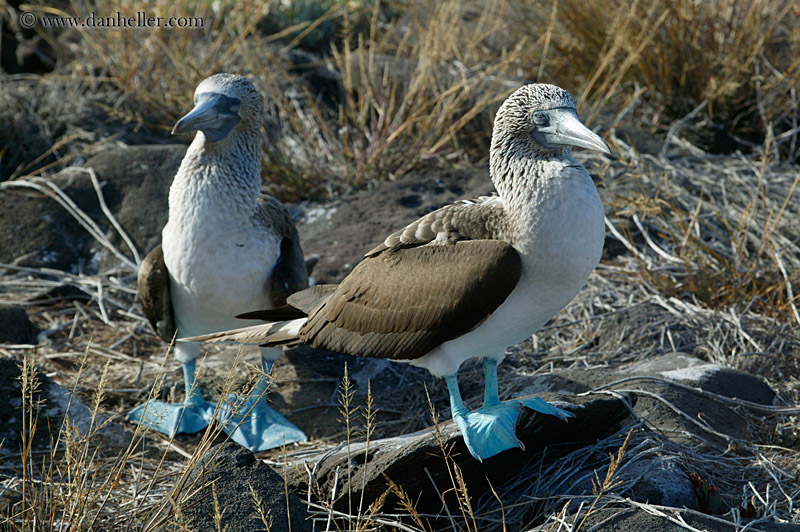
17 0 798 186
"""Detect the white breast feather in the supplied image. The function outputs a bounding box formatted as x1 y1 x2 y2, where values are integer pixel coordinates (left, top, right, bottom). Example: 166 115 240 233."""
162 177 281 338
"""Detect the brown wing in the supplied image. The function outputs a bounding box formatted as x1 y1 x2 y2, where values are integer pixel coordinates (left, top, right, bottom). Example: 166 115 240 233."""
366 196 507 256
256 193 310 307
137 244 175 342
299 240 521 360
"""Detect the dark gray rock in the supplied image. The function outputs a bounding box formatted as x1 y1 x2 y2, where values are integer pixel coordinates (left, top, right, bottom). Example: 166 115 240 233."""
83 144 184 263
284 344 433 400
628 353 776 405
286 391 634 516
621 455 693 507
277 352 779 528
514 353 780 510
0 144 184 272
159 442 311 532
542 507 799 532
0 84 56 180
520 352 776 446
614 125 664 156
0 305 37 344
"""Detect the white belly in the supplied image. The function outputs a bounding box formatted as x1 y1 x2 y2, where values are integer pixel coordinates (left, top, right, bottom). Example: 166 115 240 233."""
410 172 605 377
162 208 281 338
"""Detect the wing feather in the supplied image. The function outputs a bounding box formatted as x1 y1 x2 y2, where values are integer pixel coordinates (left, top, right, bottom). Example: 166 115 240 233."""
256 192 309 307
299 240 521 360
137 245 175 342
367 195 506 256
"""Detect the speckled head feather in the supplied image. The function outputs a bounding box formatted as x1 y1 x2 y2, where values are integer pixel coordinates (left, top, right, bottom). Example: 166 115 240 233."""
493 83 576 138
194 73 263 127
488 83 609 196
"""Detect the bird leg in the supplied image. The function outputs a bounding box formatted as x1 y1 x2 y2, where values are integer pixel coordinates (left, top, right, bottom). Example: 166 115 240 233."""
484 358 573 424
127 358 215 436
182 358 206 406
445 358 573 462
482 358 501 407
215 348 307 452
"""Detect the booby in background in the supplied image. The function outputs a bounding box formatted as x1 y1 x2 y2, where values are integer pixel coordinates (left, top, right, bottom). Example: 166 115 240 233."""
132 73 309 451
186 83 610 461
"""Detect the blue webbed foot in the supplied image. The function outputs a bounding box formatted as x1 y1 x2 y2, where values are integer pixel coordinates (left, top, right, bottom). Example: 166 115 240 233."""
446 358 574 461
215 378 307 451
128 359 214 436
451 400 525 460
216 353 307 452
517 396 573 422
128 398 214 436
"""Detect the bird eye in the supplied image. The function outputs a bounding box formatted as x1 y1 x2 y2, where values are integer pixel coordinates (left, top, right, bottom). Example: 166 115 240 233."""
533 111 549 127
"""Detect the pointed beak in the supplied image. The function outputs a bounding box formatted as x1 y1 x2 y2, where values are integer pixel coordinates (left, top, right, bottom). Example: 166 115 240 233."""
172 92 241 143
536 108 611 154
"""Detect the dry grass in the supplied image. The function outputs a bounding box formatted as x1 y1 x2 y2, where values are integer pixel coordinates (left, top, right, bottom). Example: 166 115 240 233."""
329 1 520 184
540 0 800 137
11 0 797 188
599 129 800 323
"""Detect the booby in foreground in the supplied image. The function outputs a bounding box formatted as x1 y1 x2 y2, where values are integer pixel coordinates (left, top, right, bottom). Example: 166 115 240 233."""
132 73 308 451
185 84 609 461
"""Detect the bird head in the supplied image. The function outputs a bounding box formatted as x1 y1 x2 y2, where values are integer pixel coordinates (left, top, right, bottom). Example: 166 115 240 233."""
172 73 263 143
494 83 610 156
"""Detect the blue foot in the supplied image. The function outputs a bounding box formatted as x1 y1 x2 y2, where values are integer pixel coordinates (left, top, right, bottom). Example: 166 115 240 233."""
128 398 214 436
517 396 573 422
215 359 307 451
445 359 574 461
451 400 525 460
128 359 214 436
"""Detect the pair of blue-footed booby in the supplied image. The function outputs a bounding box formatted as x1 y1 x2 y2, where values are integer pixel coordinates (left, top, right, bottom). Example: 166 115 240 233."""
132 73 308 451
188 83 611 461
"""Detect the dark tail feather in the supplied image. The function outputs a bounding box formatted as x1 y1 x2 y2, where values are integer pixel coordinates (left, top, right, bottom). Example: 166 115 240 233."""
237 283 336 322
236 306 307 321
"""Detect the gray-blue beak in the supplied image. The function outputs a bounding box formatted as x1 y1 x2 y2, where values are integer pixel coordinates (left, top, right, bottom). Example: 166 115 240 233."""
531 108 611 154
172 92 242 143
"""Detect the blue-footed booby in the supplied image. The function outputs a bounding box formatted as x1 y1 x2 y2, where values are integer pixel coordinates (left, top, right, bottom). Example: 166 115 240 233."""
132 73 309 451
186 84 610 461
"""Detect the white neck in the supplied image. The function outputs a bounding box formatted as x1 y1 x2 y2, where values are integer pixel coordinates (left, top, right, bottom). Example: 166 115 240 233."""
169 123 262 215
490 135 582 247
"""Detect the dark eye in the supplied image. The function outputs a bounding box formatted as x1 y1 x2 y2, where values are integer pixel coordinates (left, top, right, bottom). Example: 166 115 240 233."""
533 111 549 127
